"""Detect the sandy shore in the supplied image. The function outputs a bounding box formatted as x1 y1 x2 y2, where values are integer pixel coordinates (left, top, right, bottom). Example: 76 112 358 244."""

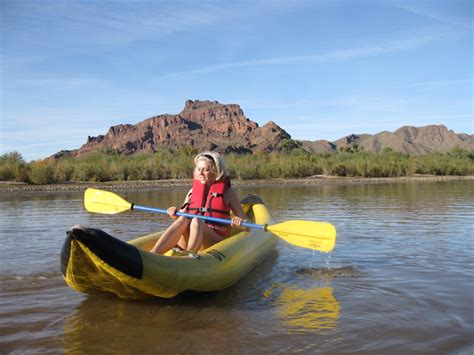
1 175 472 193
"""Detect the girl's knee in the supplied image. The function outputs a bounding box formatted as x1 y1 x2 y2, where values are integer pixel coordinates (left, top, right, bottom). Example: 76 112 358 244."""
190 217 203 228
175 216 190 225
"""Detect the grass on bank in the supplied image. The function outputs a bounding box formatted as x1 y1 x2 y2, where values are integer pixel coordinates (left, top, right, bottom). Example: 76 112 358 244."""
0 147 473 185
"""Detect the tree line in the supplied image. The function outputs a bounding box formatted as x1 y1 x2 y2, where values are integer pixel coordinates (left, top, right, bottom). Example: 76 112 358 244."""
0 146 473 185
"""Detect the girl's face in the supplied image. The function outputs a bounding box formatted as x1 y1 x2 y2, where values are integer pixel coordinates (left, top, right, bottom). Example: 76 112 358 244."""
194 158 217 184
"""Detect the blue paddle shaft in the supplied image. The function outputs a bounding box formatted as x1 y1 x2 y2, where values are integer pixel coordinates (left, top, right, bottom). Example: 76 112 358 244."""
132 204 265 230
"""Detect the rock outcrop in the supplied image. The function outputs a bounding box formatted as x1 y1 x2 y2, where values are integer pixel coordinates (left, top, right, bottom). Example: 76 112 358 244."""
61 100 290 157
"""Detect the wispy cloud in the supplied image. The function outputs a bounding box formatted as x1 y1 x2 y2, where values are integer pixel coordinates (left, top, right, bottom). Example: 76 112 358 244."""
394 0 473 31
161 32 446 78
394 78 473 90
4 77 109 91
1 0 243 70
2 1 231 44
244 94 416 115
2 0 304 54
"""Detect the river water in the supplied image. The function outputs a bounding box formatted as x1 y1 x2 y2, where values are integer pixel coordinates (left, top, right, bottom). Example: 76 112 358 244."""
0 180 473 354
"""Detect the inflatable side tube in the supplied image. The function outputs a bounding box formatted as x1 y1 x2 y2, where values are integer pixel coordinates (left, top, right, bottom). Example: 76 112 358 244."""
61 226 143 279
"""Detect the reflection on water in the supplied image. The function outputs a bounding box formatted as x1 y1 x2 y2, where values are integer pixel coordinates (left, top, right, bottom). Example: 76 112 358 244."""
263 284 340 334
61 294 254 354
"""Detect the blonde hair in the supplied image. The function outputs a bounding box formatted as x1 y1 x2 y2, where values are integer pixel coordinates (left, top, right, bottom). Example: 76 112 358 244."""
194 151 227 181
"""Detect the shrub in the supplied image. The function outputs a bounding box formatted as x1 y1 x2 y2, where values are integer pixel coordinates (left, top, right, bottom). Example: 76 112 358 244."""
0 151 29 181
28 160 56 184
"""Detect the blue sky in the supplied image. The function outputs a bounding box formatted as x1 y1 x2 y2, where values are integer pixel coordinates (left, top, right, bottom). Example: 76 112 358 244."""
1 0 472 161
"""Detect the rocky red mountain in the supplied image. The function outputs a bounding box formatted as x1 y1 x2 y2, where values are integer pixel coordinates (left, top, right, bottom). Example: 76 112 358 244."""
54 100 473 158
56 100 290 158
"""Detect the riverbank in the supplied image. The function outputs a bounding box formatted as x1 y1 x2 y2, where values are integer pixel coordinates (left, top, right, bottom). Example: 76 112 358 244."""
1 175 473 193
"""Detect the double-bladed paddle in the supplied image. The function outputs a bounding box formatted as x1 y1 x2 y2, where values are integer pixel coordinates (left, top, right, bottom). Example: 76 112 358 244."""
84 188 336 253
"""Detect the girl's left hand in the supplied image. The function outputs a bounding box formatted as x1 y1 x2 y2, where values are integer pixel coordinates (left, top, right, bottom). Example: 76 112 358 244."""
231 216 245 227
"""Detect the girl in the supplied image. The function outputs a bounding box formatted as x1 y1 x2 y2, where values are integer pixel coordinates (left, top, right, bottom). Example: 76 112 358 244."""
151 152 248 254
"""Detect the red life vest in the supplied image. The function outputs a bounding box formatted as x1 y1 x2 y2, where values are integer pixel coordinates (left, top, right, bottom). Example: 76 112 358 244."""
186 177 231 236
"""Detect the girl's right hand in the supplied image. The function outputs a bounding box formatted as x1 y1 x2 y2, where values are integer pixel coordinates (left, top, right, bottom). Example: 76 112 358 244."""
167 206 177 219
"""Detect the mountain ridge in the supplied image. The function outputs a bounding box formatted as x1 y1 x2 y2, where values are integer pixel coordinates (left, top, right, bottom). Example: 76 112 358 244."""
53 100 473 158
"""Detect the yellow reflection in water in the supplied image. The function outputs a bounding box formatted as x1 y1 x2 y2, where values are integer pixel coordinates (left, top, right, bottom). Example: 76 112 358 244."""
264 284 340 334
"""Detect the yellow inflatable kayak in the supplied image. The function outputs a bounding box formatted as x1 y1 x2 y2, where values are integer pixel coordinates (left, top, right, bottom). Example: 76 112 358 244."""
61 195 277 299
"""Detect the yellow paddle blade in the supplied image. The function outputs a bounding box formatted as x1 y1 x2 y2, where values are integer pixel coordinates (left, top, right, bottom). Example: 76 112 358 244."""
84 188 132 214
267 220 336 253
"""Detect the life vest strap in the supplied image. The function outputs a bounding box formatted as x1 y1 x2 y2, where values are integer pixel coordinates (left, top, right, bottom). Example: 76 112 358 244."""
188 207 230 215
210 192 224 197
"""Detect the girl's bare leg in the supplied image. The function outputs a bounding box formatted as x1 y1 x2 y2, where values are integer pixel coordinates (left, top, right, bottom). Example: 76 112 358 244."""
176 229 190 250
187 218 224 252
151 217 190 254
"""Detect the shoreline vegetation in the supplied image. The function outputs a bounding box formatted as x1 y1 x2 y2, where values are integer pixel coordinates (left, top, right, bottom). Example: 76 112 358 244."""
1 175 473 193
1 147 473 193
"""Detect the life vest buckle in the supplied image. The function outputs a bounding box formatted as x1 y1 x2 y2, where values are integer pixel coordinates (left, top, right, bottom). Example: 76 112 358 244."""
199 207 209 213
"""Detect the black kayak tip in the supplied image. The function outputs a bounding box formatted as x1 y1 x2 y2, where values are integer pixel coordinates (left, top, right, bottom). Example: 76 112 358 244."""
60 225 143 279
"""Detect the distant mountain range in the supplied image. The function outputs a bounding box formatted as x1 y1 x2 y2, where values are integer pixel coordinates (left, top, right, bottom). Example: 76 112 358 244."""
53 100 473 158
